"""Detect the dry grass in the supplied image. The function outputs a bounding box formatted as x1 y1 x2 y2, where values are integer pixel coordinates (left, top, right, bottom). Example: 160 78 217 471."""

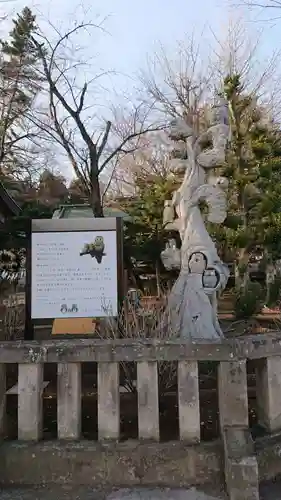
96 297 177 395
0 302 24 341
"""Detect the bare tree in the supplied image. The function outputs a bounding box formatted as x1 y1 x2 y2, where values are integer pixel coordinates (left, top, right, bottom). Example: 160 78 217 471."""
27 22 162 217
140 18 281 126
111 131 174 197
140 35 214 132
239 0 281 9
235 0 281 30
210 16 281 112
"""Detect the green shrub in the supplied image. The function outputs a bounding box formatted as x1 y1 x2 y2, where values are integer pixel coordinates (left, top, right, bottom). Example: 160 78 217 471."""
266 276 281 307
234 281 264 319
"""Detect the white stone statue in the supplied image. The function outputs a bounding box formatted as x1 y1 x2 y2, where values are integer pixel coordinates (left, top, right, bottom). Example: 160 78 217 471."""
161 98 230 340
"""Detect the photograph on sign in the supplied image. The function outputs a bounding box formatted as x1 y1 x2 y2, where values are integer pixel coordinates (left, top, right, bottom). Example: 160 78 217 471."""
31 230 118 319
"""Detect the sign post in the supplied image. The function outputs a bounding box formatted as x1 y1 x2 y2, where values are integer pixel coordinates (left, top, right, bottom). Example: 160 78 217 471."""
25 217 123 339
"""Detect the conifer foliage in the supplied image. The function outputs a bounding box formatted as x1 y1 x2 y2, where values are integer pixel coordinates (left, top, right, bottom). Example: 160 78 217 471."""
213 74 281 314
0 7 41 169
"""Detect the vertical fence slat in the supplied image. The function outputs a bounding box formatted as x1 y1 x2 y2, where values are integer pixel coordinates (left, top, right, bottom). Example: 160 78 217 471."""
178 361 200 443
57 363 81 439
218 360 248 431
18 363 43 441
98 362 120 440
0 363 6 438
137 361 159 441
256 356 281 432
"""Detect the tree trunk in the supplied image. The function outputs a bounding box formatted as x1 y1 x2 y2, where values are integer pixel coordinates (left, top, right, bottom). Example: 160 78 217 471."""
123 249 144 292
88 158 144 294
155 259 161 297
90 155 103 217
91 181 103 217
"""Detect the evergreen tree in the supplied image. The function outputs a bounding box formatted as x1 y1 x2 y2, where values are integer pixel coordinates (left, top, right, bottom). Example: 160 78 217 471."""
0 7 42 170
123 174 177 294
211 74 281 313
1 7 40 102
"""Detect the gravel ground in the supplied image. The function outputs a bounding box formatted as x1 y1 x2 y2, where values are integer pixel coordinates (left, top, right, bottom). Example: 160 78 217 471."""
0 482 280 499
0 487 224 500
260 478 281 499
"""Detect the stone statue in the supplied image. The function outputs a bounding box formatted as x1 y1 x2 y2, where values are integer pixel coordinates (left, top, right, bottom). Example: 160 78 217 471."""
161 98 230 340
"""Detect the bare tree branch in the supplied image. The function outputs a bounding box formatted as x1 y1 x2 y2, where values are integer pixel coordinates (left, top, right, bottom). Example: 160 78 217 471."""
140 34 214 134
242 0 281 7
27 21 161 216
97 120 111 160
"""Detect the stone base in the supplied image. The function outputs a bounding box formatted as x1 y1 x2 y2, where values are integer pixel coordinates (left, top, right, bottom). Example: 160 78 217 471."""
223 427 259 500
0 436 281 491
226 457 259 500
0 486 225 500
0 440 224 487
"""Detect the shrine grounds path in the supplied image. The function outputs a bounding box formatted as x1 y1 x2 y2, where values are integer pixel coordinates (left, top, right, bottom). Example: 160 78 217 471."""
0 482 281 500
0 488 224 500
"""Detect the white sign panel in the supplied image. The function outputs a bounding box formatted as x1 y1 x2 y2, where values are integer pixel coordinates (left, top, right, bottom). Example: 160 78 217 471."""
31 230 118 319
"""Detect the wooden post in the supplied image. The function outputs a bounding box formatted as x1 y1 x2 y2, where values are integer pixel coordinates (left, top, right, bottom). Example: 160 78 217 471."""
98 362 120 440
18 364 43 440
137 361 159 441
116 216 124 312
0 363 6 439
24 217 34 340
178 361 200 443
57 363 81 439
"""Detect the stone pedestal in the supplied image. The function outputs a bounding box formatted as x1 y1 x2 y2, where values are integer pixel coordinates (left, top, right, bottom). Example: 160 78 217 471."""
255 356 281 432
98 362 120 440
57 363 81 440
223 428 259 500
226 455 259 500
219 362 259 499
18 364 43 441
178 361 200 443
137 361 159 441
218 360 249 430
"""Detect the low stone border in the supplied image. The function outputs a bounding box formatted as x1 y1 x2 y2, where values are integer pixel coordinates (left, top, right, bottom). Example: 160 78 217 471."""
1 334 281 363
0 434 281 489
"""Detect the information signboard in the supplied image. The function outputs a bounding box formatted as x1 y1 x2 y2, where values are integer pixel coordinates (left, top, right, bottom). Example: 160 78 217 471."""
30 218 122 320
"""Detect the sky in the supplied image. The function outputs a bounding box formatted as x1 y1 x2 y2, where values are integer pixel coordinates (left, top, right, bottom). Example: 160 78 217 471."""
4 0 227 68
1 0 281 180
3 0 280 98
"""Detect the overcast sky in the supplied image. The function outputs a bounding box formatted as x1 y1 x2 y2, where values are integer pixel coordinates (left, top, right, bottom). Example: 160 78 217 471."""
1 0 281 180
2 0 280 97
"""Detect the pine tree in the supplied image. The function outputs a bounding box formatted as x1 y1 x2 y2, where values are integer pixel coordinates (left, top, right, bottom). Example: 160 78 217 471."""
1 7 40 102
123 174 177 294
0 7 42 170
212 74 281 313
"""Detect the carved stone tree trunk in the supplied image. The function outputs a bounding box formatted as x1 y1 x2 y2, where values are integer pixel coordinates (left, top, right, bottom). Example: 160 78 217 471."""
160 101 230 341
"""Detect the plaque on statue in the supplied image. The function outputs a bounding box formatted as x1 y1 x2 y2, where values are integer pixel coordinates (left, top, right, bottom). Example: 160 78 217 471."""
202 268 220 290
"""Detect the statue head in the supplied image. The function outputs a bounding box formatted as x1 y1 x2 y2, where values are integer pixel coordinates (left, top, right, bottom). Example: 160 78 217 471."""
188 252 207 273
